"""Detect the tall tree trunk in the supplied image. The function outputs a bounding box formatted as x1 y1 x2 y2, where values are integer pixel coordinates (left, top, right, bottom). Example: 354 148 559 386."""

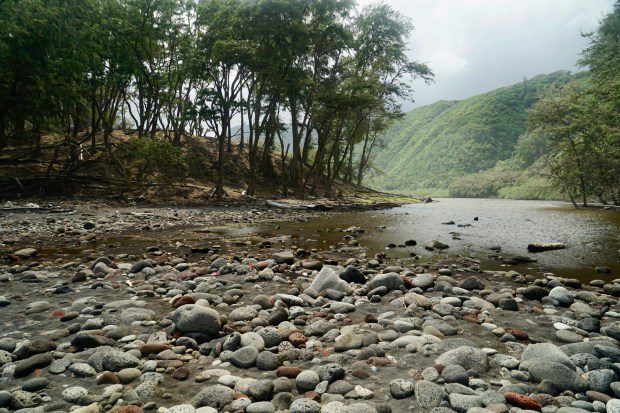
239 89 245 151
216 131 225 199
0 114 6 150
288 91 302 193
356 128 371 186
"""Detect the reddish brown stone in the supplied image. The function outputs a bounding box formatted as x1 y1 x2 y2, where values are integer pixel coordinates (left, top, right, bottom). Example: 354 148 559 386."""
170 366 189 381
434 364 445 374
139 343 170 356
366 357 391 366
233 391 248 399
52 309 64 318
97 371 120 385
505 329 529 341
304 391 320 401
277 366 301 378
351 369 371 379
178 270 194 280
401 275 412 288
154 254 170 265
172 295 195 309
109 406 144 413
504 392 542 411
462 314 480 324
288 332 307 347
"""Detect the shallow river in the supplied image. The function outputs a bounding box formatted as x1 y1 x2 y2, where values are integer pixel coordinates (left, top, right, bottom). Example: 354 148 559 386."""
223 198 620 282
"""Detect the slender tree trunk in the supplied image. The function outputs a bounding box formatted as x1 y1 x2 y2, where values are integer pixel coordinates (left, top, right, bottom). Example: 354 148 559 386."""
239 89 245 151
356 128 371 186
288 91 302 193
0 114 6 150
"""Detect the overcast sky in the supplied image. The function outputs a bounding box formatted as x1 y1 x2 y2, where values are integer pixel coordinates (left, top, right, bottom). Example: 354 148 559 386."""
356 0 615 110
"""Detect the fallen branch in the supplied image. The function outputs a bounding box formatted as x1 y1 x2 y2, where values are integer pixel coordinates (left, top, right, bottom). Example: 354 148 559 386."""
266 200 332 211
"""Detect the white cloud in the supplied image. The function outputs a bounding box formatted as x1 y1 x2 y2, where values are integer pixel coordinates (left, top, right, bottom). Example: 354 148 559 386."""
356 0 615 108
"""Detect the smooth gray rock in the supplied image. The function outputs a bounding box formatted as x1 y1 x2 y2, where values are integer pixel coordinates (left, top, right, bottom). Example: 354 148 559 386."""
448 393 482 413
307 267 351 294
230 346 259 368
191 384 234 409
415 380 445 409
296 370 320 391
527 361 588 392
521 343 576 370
549 286 574 306
273 251 295 265
435 346 489 373
172 304 221 336
368 272 404 292
289 398 321 413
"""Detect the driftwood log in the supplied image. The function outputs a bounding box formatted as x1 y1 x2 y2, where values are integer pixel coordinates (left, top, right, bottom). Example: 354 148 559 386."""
266 200 332 211
527 242 566 252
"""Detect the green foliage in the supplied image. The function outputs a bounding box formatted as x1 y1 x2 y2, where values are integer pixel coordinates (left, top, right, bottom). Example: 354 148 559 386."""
498 177 564 200
368 71 575 196
111 137 185 185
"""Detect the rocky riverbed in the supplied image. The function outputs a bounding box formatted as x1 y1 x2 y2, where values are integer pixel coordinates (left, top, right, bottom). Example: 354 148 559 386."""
0 202 619 413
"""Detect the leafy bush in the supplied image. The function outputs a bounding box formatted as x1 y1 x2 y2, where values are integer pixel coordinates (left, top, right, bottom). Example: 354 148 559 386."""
111 137 186 185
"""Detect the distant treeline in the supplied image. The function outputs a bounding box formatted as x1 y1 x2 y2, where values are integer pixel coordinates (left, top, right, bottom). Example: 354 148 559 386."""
0 0 431 197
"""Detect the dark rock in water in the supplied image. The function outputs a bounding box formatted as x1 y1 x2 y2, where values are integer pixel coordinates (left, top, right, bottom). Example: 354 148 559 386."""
458 277 485 291
14 353 53 378
71 333 115 351
519 285 549 301
425 240 449 251
527 242 566 252
339 265 366 284
404 239 417 246
603 283 620 296
90 256 112 269
268 308 289 325
442 221 455 225
503 255 537 265
14 340 57 359
595 266 611 274
273 250 295 265
499 298 519 311
130 259 153 273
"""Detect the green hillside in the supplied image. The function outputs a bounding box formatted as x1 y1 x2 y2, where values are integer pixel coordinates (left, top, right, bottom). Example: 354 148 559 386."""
367 71 574 196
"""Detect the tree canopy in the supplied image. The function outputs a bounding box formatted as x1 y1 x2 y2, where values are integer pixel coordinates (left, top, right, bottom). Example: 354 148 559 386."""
0 0 432 199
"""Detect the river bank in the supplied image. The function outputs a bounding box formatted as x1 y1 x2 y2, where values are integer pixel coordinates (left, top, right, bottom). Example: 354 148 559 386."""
0 200 619 413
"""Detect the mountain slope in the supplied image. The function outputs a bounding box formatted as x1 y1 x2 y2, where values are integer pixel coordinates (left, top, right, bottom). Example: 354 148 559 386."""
367 71 574 194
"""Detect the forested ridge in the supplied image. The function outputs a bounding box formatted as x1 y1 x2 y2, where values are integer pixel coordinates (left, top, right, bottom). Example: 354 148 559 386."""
367 71 574 196
369 2 620 206
0 0 431 199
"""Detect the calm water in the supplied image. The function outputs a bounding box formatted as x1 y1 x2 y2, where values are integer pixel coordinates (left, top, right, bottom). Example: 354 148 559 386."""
224 198 620 282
